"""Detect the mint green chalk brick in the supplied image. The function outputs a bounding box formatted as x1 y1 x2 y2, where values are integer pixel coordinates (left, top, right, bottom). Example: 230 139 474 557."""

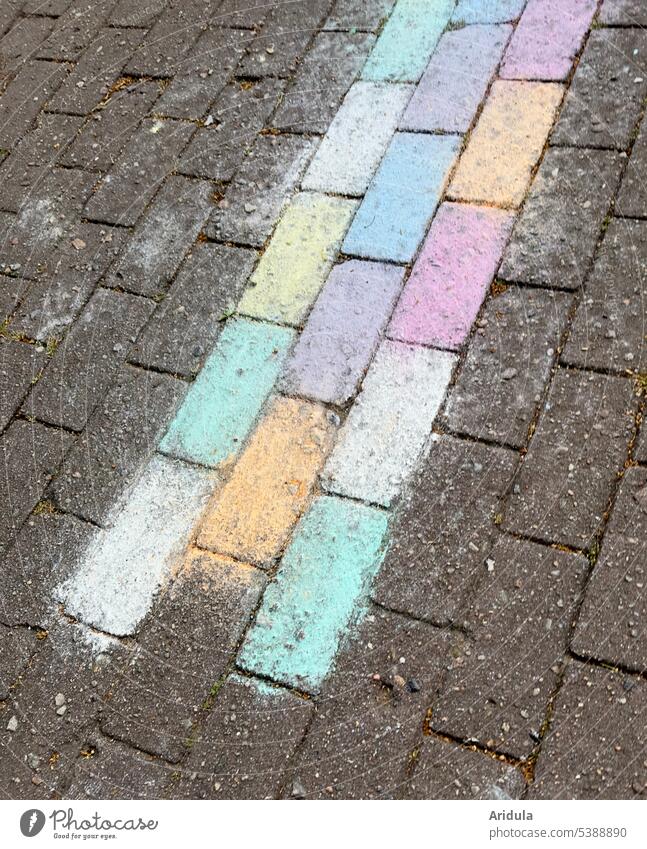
159 318 295 468
238 496 389 693
362 0 454 82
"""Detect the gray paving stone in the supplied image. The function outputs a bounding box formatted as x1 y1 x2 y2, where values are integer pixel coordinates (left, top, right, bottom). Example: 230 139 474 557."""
0 420 73 551
325 0 396 31
215 0 270 29
272 30 375 133
615 111 647 218
104 177 212 297
130 243 255 378
109 0 168 27
636 424 647 464
179 78 284 182
529 661 647 799
0 273 28 323
503 368 637 549
406 738 525 800
38 0 117 61
84 120 194 226
23 0 72 13
562 220 647 372
288 607 452 799
0 61 69 149
206 134 316 246
23 289 154 431
432 537 588 759
0 339 45 434
374 436 517 626
0 0 20 39
0 16 54 71
50 365 185 526
444 287 572 448
239 0 333 78
599 0 647 25
551 28 647 150
0 626 39 700
60 80 162 172
572 466 647 671
177 674 312 799
102 551 266 763
500 147 624 290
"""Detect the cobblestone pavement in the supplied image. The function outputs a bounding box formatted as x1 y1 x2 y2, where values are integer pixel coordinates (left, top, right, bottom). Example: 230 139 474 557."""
1 0 646 801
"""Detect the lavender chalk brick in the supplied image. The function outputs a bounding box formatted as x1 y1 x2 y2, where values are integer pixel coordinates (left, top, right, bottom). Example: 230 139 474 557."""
280 260 404 406
401 25 511 134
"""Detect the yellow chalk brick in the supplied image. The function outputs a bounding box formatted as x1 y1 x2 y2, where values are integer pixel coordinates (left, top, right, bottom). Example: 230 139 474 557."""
197 396 336 565
449 80 563 208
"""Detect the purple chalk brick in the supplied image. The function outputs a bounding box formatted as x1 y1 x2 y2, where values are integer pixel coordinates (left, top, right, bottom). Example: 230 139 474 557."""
280 260 405 405
500 0 597 81
401 24 511 133
388 203 514 351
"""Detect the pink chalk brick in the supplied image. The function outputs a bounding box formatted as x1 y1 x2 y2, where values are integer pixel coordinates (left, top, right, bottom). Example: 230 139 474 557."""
388 203 514 350
500 0 597 81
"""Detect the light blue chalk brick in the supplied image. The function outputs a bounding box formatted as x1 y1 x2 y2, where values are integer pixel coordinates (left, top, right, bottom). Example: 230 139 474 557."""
342 132 461 263
362 0 454 82
453 0 526 23
159 318 295 468
238 496 389 693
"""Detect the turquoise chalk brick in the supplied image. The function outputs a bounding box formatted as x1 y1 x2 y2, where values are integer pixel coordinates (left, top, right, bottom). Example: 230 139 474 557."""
159 318 295 468
238 496 388 693
362 0 454 82
342 132 461 263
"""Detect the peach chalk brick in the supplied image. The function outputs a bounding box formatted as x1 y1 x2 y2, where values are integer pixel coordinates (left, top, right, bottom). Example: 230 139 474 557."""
448 80 564 208
197 396 337 567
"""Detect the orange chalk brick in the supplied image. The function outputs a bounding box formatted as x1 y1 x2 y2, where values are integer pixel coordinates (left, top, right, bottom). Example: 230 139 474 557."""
197 396 336 566
449 80 564 208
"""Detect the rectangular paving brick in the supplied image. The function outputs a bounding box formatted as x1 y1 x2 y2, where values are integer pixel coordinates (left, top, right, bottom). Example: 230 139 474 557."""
449 80 563 207
0 272 27 323
301 81 412 196
453 0 526 22
342 133 460 263
109 0 167 27
206 134 316 247
272 31 374 133
0 61 69 148
131 243 255 378
160 318 294 469
499 147 624 290
599 0 647 24
500 0 596 81
322 341 456 507
0 625 38 700
58 454 215 636
280 260 404 406
0 420 73 550
104 176 212 297
503 368 636 549
615 111 647 217
51 365 186 526
551 28 647 150
238 193 357 327
572 467 647 673
238 497 388 693
178 674 313 799
373 436 516 625
84 119 194 226
444 287 571 448
529 662 647 799
561 220 647 372
23 289 154 431
215 0 271 29
0 16 54 72
102 551 265 762
432 537 588 759
388 203 514 349
325 0 395 30
178 78 284 182
362 0 454 82
401 24 510 134
38 0 116 61
197 397 335 566
46 27 145 115
0 339 45 433
287 606 451 798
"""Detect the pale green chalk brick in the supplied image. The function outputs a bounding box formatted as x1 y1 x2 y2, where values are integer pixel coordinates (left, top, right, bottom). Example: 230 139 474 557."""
238 496 388 693
362 0 455 82
237 192 358 327
159 317 295 468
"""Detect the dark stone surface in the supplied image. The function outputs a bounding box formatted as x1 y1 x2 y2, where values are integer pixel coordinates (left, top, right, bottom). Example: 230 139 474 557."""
503 368 637 549
529 661 647 799
561 219 647 372
615 109 647 217
38 0 117 62
0 273 27 323
0 61 69 148
598 0 647 25
109 0 168 28
551 28 647 150
0 339 45 433
0 625 39 700
499 147 624 290
0 16 54 71
374 436 517 626
216 0 271 29
325 0 396 31
431 536 588 759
